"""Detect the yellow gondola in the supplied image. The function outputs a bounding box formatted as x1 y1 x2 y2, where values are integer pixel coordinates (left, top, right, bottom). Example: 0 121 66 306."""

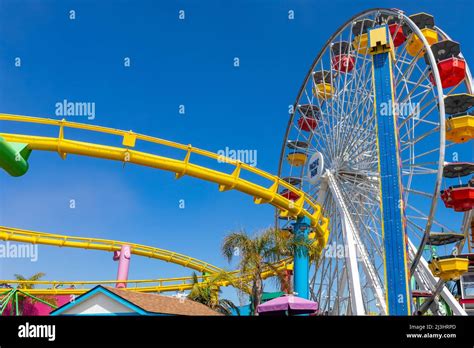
428 257 469 282
312 83 335 100
312 70 335 100
286 152 307 167
351 19 373 55
446 115 474 143
352 33 369 54
405 13 438 57
406 28 438 57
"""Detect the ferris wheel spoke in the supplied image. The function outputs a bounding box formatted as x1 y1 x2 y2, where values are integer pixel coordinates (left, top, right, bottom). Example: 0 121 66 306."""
403 101 440 135
341 92 374 140
402 168 438 177
344 66 372 122
404 188 434 199
393 55 418 83
343 199 384 255
337 101 375 161
394 55 427 91
317 253 334 304
331 31 353 123
400 126 440 151
341 74 374 128
337 177 384 258
318 58 342 159
397 82 433 109
401 157 440 169
401 140 439 159
341 48 372 116
406 203 457 234
406 218 426 241
304 82 336 160
343 129 377 162
398 92 436 129
402 142 456 165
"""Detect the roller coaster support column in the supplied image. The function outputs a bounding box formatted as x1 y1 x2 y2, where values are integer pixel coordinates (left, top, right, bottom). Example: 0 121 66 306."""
292 216 311 299
369 25 411 315
0 136 31 177
113 245 131 288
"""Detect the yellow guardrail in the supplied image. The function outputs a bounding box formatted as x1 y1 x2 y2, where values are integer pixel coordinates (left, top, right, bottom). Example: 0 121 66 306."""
0 226 291 294
0 260 290 295
0 114 329 239
0 226 292 294
0 226 222 273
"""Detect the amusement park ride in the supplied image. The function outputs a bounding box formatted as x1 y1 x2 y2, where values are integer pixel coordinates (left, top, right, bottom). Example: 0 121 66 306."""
0 8 473 316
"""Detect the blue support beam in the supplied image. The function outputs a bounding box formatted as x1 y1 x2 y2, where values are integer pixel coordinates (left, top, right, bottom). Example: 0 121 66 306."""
292 216 311 299
369 25 411 315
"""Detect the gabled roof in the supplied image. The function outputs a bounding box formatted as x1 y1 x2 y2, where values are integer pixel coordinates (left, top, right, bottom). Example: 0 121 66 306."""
104 287 223 316
51 285 223 316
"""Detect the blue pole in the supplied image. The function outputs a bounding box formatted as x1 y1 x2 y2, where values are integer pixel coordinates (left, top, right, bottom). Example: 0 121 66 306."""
292 216 311 299
369 25 411 315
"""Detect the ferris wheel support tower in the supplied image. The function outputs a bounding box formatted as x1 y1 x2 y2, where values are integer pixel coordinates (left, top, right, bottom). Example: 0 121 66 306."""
369 24 411 315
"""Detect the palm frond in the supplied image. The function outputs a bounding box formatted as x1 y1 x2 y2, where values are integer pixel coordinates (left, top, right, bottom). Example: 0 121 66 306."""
222 231 251 262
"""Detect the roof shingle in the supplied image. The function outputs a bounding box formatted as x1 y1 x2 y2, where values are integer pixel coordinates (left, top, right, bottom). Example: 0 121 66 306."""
103 286 223 316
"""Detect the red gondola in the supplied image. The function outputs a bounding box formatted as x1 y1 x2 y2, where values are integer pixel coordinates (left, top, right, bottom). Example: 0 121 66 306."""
280 189 300 202
298 117 317 131
379 14 406 47
332 54 355 73
388 23 406 47
441 162 474 212
331 41 354 73
297 104 319 131
440 185 474 212
426 40 466 89
431 57 466 89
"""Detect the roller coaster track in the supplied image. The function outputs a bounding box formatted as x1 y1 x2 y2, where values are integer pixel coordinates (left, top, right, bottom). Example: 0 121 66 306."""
0 226 291 295
0 114 329 235
0 114 325 295
0 226 223 273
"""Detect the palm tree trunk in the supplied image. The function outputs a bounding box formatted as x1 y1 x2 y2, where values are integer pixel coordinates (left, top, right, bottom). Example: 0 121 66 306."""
281 269 293 294
252 271 263 316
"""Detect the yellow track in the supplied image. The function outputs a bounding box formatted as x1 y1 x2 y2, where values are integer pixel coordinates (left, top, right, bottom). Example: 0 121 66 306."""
0 264 288 295
0 226 291 295
0 114 328 233
0 263 290 295
0 113 329 295
0 226 223 273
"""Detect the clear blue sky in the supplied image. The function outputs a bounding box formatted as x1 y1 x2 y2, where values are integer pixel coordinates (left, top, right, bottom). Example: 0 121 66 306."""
0 0 472 303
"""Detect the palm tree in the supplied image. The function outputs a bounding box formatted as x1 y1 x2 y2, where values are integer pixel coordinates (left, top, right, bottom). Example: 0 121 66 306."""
12 272 57 315
222 228 282 314
187 271 240 315
14 272 46 290
222 227 320 315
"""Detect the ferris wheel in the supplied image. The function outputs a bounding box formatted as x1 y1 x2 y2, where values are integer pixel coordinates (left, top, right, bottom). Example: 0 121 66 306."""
278 8 474 315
